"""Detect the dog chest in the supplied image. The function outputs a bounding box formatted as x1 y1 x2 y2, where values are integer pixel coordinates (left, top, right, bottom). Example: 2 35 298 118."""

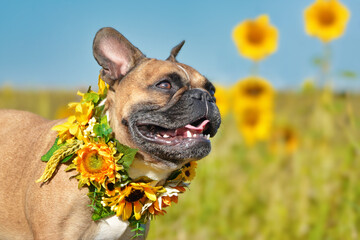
94 216 129 240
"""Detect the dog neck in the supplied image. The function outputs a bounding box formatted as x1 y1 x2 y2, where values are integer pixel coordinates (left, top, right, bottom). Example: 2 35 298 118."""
127 157 174 184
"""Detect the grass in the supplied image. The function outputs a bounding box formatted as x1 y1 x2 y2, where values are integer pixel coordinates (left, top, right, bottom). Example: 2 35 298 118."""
1 87 360 239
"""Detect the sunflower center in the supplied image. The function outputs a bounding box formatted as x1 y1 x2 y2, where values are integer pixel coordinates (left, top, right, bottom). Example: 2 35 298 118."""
318 8 336 26
284 130 294 143
84 152 105 173
244 85 264 97
106 182 115 191
247 23 265 45
184 170 191 177
244 109 259 127
184 163 191 168
125 189 145 202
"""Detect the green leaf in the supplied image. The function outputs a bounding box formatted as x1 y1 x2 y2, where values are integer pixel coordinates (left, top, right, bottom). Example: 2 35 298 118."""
119 178 132 187
84 92 100 104
312 56 323 66
93 123 113 138
130 221 146 239
94 105 105 118
116 143 138 171
167 170 182 181
88 187 116 221
41 137 62 162
92 210 115 221
99 86 108 99
61 154 74 163
42 138 75 163
101 115 108 124
341 70 357 79
133 176 154 183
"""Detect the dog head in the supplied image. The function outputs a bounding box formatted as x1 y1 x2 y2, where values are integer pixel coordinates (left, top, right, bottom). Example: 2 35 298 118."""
93 27 221 180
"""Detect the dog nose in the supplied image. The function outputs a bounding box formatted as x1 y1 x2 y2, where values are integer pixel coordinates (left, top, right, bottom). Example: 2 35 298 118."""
189 89 214 103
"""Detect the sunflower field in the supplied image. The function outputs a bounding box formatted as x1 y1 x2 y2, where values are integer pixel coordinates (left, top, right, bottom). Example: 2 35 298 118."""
1 0 360 239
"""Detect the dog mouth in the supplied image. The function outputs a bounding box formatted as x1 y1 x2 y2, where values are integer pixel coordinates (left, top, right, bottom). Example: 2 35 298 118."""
136 117 211 145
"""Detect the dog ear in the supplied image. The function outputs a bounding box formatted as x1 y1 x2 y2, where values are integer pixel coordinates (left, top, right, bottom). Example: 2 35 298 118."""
93 27 145 85
166 40 185 62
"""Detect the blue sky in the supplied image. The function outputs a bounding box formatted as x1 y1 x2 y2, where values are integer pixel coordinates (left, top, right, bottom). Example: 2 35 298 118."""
0 0 359 90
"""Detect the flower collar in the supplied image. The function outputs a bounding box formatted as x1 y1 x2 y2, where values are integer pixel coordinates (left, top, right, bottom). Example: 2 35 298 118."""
37 76 197 237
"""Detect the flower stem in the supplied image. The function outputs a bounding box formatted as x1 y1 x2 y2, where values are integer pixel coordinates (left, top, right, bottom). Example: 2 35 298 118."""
251 61 260 76
321 43 332 88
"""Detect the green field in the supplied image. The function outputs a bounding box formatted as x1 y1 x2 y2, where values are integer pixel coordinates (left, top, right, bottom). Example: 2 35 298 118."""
1 87 360 240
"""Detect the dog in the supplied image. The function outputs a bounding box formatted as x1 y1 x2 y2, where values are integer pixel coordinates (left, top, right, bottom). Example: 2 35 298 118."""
0 27 221 239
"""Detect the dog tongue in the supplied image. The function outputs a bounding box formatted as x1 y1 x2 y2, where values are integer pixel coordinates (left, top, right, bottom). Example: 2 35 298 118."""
185 120 210 132
173 119 210 137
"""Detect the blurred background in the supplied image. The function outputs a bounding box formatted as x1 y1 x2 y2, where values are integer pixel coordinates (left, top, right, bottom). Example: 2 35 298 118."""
1 0 360 239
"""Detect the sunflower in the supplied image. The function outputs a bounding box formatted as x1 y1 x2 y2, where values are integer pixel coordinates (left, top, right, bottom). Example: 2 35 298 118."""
214 84 230 118
231 76 274 111
304 0 350 42
67 142 122 189
269 126 299 155
235 107 273 146
102 182 161 221
232 15 278 61
104 179 119 197
181 161 197 183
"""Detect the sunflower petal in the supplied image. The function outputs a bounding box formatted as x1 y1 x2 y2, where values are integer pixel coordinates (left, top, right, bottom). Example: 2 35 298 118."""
133 201 143 220
69 124 78 135
123 202 133 221
148 205 155 215
116 201 125 217
144 188 157 201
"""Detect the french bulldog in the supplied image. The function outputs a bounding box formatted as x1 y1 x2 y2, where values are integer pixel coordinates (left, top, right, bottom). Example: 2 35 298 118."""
0 27 221 239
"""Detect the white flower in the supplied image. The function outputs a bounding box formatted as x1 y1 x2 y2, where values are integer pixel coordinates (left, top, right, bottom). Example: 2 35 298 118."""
84 117 97 138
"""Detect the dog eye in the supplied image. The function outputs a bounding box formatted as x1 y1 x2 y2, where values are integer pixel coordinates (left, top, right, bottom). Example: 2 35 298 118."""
156 80 172 90
209 87 215 96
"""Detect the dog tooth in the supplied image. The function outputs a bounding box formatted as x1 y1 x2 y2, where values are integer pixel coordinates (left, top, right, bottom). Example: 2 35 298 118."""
163 134 170 138
186 131 192 138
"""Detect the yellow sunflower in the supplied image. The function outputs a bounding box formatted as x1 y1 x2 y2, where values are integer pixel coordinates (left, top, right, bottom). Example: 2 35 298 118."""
232 14 278 61
269 126 299 155
231 76 274 111
235 107 273 146
67 142 122 189
181 161 197 183
102 182 161 221
214 84 230 118
304 0 350 42
104 180 119 197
